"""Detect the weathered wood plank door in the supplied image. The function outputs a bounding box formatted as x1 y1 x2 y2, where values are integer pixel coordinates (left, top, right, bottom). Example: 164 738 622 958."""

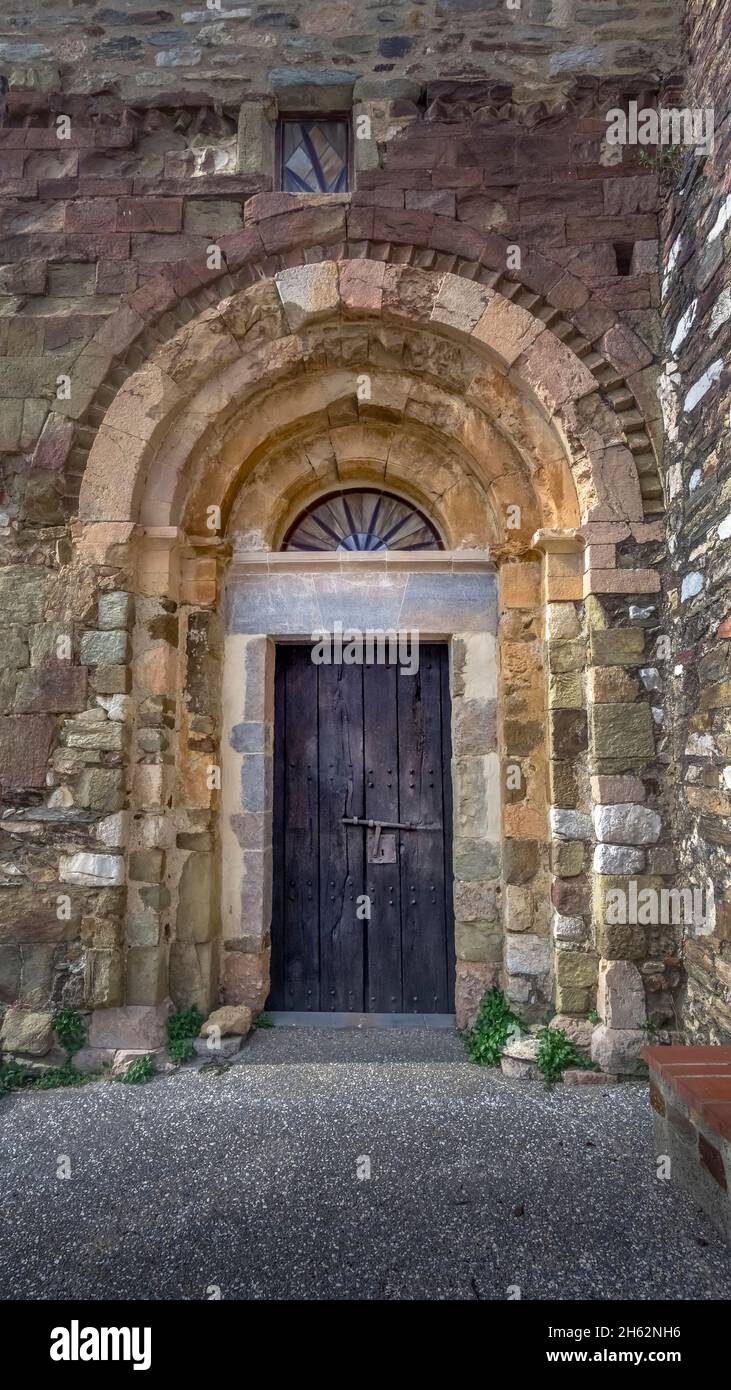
269 643 455 1013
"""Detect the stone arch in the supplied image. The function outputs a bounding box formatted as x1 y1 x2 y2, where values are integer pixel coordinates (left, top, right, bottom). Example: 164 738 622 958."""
68 249 666 1043
59 205 662 522
78 260 645 536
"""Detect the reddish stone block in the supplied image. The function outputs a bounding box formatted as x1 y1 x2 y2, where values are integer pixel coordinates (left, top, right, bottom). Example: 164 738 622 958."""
38 178 80 199
0 152 25 177
603 175 659 215
117 197 183 233
0 716 54 788
257 206 347 255
351 188 404 209
91 304 144 358
566 214 658 244
65 234 131 259
339 259 385 315
79 178 134 197
217 227 265 273
125 275 179 321
96 260 138 294
601 322 654 375
223 948 270 1012
378 208 434 245
432 166 483 188
430 215 485 259
64 199 117 233
31 413 74 472
547 271 590 312
346 205 374 240
455 960 499 1030
407 190 456 215
551 877 589 916
550 709 588 757
14 665 88 714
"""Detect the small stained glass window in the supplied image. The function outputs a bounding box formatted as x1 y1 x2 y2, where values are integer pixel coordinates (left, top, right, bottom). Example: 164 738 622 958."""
282 490 443 552
279 118 349 194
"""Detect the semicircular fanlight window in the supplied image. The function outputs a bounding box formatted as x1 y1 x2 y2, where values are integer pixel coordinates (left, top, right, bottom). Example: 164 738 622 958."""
282 490 443 552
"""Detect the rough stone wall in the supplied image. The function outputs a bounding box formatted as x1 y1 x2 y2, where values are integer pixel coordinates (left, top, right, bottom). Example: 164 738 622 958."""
0 1 698 1056
0 1 683 106
661 0 731 1042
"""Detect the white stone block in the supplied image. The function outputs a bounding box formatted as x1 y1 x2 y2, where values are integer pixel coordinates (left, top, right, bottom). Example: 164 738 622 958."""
506 933 551 977
550 808 592 840
59 852 125 887
593 803 661 845
593 844 645 874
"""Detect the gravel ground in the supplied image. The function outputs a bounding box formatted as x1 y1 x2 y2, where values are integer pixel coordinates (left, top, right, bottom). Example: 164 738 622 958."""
1 1026 730 1301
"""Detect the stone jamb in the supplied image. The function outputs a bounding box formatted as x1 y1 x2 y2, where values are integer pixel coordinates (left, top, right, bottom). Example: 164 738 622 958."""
219 553 500 1027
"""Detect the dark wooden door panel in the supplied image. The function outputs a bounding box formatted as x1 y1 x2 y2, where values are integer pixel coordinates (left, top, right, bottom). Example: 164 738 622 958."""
398 646 451 1013
270 647 320 1010
271 643 455 1013
318 662 365 1011
364 661 402 1011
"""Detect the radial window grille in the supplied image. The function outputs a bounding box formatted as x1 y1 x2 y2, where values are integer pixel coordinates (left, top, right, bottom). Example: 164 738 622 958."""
282 490 443 552
280 119 349 194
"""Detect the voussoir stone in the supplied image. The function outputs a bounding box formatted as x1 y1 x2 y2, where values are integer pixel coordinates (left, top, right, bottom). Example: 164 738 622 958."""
593 803 661 845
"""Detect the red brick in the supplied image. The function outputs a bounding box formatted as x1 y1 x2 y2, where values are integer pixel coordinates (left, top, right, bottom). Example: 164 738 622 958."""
703 1102 731 1144
643 1044 731 1073
698 1132 728 1189
680 1073 731 1106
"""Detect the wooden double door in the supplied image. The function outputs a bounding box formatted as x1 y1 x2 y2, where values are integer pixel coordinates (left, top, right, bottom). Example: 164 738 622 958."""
269 643 455 1013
